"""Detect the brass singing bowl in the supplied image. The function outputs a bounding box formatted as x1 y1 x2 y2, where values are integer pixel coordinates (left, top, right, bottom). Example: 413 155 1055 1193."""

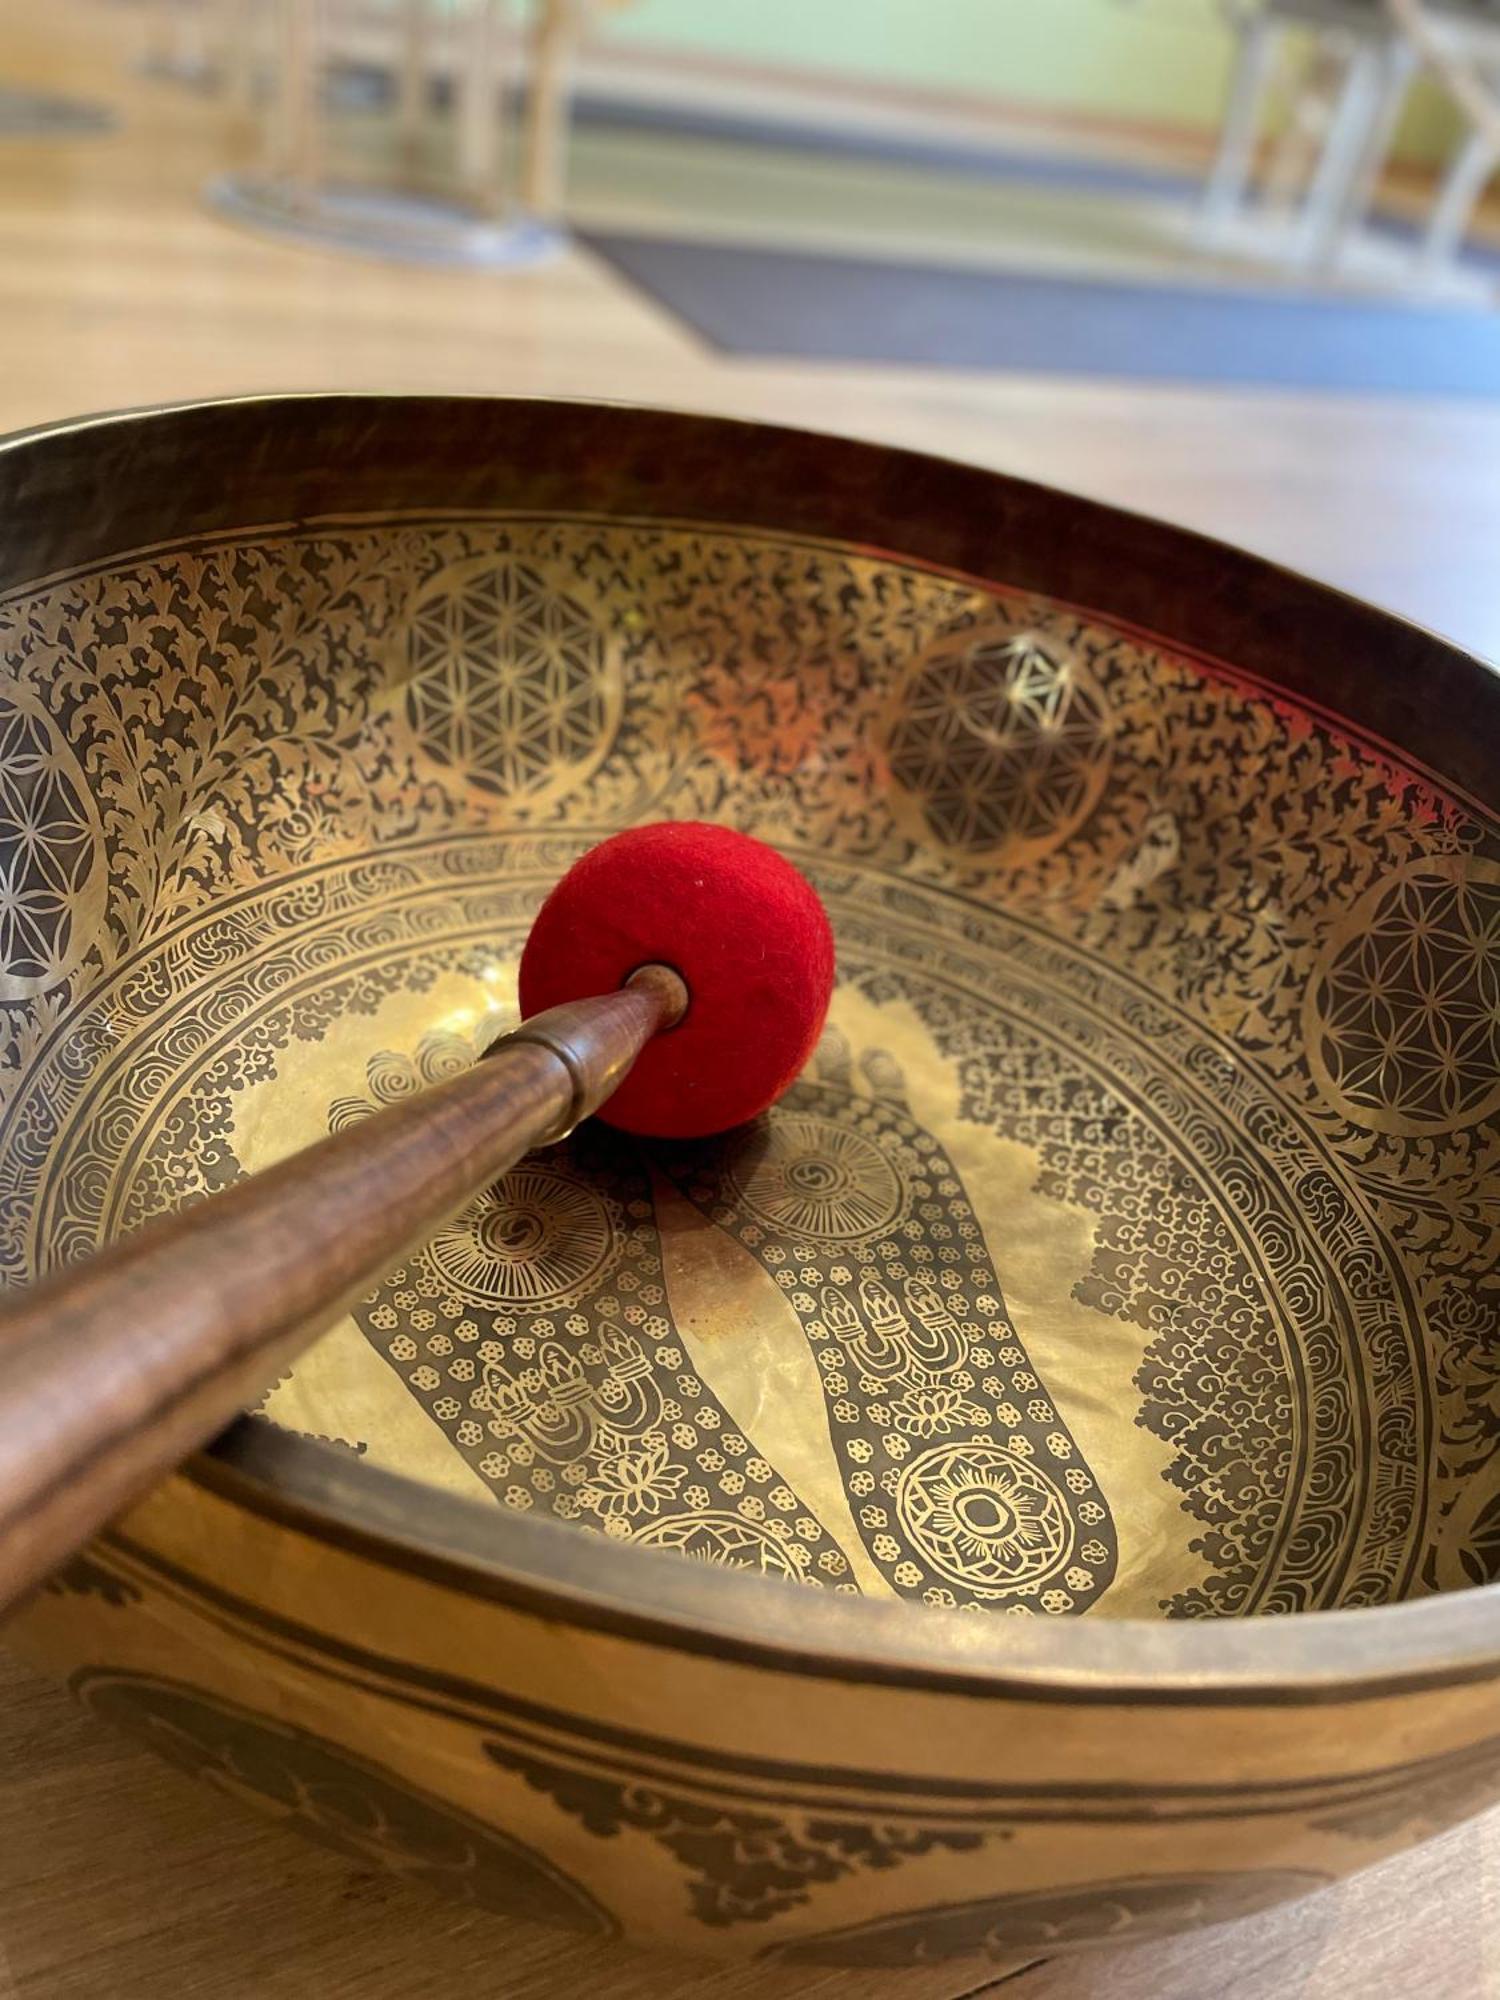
4 395 1500 1968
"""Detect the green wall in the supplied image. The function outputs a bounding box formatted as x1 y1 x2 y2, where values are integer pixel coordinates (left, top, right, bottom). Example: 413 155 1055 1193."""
599 0 1460 164
605 0 1234 133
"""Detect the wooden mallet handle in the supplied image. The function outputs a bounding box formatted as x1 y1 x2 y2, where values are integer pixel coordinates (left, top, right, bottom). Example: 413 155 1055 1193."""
0 966 687 1616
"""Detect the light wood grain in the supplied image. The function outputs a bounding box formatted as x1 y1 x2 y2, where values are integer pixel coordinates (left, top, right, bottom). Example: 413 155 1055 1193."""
4 5 1500 1996
1017 1809 1500 2000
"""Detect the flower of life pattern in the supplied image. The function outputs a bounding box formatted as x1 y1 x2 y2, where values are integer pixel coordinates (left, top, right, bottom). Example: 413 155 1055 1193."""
884 627 1113 862
405 555 615 803
1310 859 1500 1135
0 687 102 999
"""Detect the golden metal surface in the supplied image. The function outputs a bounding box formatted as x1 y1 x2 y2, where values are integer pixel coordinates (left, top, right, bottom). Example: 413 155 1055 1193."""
2 507 1488 1621
4 397 1500 1965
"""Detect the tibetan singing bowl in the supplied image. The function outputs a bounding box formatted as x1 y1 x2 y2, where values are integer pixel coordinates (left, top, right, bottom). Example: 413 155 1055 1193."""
4 394 1500 1970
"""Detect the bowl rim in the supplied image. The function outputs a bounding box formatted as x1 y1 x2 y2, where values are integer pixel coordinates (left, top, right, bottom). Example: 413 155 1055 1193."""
199 1417 1500 1703
8 390 1500 1702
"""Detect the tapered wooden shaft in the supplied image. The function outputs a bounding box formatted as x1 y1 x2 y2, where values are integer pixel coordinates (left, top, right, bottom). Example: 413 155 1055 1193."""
0 967 686 1616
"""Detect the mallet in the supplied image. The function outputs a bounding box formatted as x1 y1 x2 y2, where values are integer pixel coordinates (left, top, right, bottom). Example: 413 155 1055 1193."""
0 823 835 1613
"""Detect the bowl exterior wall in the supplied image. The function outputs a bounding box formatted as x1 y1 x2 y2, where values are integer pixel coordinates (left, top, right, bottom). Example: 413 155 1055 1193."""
9 1478 1499 1968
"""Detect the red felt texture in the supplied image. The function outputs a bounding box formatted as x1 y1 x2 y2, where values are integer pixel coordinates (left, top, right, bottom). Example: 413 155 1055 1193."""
518 822 835 1139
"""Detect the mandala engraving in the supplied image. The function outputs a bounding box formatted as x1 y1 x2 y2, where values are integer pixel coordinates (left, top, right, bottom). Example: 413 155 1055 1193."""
1308 857 1500 1136
5 827 1428 1618
884 626 1113 862
727 1117 904 1241
899 1445 1073 1594
403 553 618 807
426 1167 617 1308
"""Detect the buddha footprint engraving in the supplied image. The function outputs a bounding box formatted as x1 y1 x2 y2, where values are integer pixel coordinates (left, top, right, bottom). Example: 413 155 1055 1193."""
656 1040 1119 1614
330 1033 856 1591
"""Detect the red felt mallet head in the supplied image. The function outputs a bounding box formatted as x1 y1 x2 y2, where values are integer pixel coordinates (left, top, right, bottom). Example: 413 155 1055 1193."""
517 822 835 1139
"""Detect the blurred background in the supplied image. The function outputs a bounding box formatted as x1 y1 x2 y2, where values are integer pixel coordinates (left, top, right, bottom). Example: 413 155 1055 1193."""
5 0 1500 651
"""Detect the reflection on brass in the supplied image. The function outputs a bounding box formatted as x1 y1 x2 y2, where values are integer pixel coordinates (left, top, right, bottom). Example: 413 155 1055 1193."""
5 399 1500 1963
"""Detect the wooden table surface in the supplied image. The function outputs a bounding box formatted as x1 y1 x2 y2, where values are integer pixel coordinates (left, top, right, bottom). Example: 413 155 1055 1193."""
5 5 1500 1995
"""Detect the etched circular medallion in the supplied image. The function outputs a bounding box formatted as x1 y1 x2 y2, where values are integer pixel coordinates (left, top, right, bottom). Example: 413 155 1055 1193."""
899 1444 1073 1593
427 1165 617 1307
1307 856 1500 1136
728 1117 903 1241
403 554 618 806
634 1510 807 1581
885 626 1113 863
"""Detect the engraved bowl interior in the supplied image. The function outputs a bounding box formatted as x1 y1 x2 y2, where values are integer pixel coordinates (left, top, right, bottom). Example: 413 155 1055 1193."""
4 394 1500 1642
